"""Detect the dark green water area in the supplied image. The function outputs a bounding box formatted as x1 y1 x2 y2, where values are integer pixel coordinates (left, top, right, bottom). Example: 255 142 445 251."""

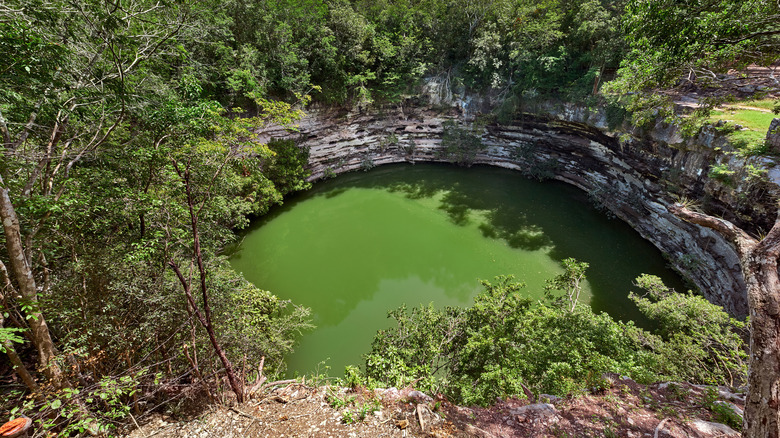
230 163 687 376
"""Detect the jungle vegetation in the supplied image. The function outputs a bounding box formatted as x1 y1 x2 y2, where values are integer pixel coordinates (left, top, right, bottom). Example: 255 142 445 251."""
1 0 778 436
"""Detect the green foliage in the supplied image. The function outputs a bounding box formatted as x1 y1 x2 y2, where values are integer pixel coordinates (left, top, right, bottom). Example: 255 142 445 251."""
212 261 313 377
702 387 743 430
0 1 317 430
605 102 629 131
0 327 25 353
630 275 748 386
615 0 779 90
366 271 747 406
265 139 312 195
665 382 689 402
708 163 736 185
341 365 363 389
8 370 146 436
544 258 589 312
366 274 657 405
341 409 357 424
609 0 780 126
325 389 379 424
167 0 626 107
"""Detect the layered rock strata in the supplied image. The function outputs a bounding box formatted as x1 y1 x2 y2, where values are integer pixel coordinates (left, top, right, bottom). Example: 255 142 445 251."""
263 102 779 317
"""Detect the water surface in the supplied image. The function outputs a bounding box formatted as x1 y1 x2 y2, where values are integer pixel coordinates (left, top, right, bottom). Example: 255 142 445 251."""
230 163 686 375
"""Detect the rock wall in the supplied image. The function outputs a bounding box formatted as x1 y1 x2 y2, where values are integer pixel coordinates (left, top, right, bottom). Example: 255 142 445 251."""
262 101 780 318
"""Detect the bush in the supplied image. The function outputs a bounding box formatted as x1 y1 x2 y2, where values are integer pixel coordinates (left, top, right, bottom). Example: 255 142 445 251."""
364 269 747 406
630 275 747 386
366 274 657 405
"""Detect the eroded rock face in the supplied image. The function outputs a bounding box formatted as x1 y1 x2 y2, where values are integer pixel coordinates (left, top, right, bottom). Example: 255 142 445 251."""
263 101 779 317
768 118 780 154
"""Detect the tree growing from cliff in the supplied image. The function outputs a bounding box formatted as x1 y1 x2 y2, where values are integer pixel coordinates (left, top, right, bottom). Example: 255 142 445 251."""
669 203 780 438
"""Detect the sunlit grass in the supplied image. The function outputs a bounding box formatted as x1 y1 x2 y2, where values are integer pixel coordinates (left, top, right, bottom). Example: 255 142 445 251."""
708 107 777 155
742 98 779 111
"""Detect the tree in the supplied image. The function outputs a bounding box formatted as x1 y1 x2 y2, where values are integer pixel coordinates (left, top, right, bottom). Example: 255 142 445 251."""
168 154 246 403
545 258 589 313
609 0 780 117
669 203 780 437
365 271 746 406
0 0 185 387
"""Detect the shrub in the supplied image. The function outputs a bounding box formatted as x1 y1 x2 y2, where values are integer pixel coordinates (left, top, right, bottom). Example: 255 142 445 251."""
364 268 747 405
630 275 747 386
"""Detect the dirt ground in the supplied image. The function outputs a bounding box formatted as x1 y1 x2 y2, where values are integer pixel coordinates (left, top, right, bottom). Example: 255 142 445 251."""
123 375 744 438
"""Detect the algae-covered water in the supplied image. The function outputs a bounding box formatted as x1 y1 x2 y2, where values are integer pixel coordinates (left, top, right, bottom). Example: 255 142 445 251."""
230 163 686 376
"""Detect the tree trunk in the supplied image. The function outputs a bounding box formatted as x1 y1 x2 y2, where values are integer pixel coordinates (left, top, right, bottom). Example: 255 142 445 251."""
169 159 244 403
0 180 65 387
743 247 780 437
0 261 39 392
668 203 780 438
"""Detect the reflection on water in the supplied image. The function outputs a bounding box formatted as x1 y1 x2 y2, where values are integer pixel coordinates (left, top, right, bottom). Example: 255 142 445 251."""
230 163 686 376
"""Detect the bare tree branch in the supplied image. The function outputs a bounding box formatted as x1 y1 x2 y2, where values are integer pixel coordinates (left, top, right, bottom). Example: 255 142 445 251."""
667 203 758 258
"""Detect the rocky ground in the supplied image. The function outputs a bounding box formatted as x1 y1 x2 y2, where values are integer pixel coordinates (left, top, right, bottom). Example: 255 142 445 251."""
124 375 744 438
669 63 780 110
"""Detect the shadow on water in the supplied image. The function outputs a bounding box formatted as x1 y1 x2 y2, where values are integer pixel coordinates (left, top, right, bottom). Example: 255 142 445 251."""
311 163 684 325
319 165 556 252
233 162 688 337
229 162 693 374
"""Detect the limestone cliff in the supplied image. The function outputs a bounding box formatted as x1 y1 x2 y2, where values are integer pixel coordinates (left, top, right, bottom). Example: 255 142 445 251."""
261 98 780 317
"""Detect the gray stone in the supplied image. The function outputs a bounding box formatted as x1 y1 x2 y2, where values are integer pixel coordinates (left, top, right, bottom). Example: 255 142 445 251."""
537 394 561 404
377 387 401 401
689 419 739 436
738 84 757 94
510 403 557 417
407 390 433 404
766 118 780 154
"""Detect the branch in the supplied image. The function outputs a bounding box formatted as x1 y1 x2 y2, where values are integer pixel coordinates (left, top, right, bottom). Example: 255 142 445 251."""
168 259 207 328
667 203 758 258
715 29 780 46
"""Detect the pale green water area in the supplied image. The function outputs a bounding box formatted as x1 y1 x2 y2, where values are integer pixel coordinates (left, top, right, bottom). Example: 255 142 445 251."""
230 163 686 376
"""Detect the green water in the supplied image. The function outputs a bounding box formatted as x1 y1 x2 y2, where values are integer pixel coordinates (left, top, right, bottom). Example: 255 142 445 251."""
230 163 686 376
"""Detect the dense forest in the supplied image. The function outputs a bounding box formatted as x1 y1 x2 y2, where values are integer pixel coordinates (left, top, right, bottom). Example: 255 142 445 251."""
1 0 779 436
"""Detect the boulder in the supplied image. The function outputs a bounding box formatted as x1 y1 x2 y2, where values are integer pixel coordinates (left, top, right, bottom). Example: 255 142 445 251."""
510 403 558 419
407 390 434 404
689 419 740 437
766 118 780 154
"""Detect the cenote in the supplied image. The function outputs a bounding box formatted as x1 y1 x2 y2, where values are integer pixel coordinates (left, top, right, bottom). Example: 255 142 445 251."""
230 163 687 376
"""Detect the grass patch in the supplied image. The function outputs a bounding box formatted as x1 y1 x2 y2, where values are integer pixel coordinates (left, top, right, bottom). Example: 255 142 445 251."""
743 98 780 112
708 107 777 155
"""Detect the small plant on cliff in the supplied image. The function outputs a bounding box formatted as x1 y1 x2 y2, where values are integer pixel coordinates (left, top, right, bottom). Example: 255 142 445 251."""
360 155 376 171
437 120 486 166
379 133 399 152
708 163 735 186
